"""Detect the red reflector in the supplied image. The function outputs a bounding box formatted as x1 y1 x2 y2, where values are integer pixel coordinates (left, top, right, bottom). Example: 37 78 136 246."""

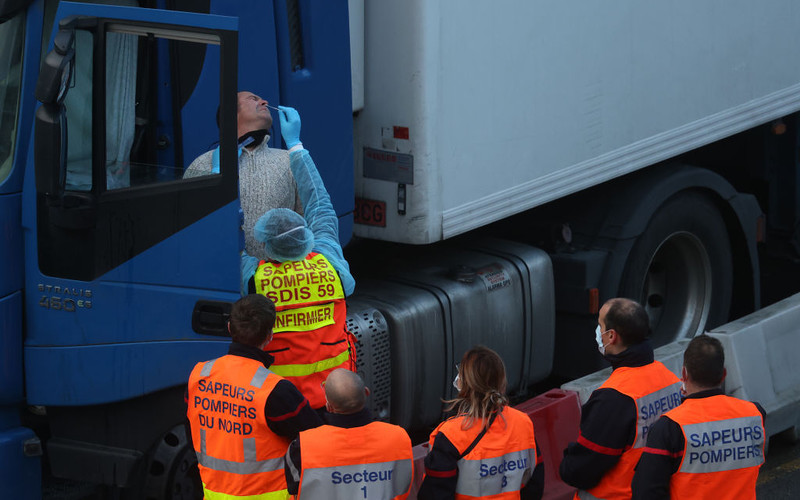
354 198 387 227
589 288 600 314
393 126 409 140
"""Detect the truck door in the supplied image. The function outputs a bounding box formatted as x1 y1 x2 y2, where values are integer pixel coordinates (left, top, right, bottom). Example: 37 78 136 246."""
24 3 242 406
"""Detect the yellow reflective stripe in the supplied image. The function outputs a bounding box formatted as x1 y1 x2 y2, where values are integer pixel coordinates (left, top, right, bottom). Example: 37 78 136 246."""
270 349 350 378
274 303 335 333
202 483 289 500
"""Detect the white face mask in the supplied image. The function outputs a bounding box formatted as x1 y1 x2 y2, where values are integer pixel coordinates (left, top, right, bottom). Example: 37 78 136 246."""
595 325 608 355
453 373 461 391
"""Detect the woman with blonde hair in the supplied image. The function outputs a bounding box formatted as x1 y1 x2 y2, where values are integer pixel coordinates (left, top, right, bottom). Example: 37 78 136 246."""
418 346 544 499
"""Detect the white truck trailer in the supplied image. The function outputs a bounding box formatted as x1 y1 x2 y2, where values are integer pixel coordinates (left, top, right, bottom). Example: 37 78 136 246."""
347 0 800 392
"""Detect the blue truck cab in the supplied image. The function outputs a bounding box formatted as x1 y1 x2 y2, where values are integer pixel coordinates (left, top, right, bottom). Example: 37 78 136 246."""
0 0 353 496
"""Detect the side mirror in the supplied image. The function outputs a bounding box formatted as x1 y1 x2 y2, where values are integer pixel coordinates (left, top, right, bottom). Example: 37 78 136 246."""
35 29 75 105
34 27 75 198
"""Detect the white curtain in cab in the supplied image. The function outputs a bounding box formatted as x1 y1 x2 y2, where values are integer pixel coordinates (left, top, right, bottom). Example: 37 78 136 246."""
105 31 137 190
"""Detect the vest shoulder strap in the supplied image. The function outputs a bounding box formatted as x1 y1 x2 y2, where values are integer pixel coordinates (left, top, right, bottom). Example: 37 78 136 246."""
458 411 498 459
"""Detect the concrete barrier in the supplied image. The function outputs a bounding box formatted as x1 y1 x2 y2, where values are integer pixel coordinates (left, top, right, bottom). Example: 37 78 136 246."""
408 389 581 500
561 292 800 443
708 293 800 440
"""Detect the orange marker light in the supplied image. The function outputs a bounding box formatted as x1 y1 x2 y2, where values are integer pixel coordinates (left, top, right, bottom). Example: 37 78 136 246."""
589 288 600 314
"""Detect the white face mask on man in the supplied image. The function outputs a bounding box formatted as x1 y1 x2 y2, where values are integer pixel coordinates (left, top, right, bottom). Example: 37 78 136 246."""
595 325 609 355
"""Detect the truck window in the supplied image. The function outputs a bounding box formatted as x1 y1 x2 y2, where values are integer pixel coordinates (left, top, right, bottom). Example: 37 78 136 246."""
35 15 238 281
63 23 220 191
0 11 24 185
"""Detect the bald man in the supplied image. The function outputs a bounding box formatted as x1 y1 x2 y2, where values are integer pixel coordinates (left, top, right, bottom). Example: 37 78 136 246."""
284 369 414 499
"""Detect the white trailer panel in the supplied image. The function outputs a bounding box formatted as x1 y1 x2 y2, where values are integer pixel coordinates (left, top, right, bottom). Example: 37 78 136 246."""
354 0 800 243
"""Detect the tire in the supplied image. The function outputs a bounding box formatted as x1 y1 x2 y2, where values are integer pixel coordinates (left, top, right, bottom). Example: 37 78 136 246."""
618 192 732 346
141 424 202 500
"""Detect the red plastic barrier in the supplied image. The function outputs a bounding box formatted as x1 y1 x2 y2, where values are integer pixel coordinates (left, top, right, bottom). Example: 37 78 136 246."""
515 388 580 500
407 389 581 500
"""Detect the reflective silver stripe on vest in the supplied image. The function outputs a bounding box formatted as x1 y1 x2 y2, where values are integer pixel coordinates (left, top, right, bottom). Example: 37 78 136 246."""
455 448 535 497
197 429 285 475
285 445 301 484
679 415 764 473
200 359 216 377
634 382 682 448
250 366 271 388
576 490 602 500
244 438 258 462
300 458 413 499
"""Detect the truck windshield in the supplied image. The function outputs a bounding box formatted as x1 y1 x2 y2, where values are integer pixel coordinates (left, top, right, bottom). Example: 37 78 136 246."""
0 11 24 185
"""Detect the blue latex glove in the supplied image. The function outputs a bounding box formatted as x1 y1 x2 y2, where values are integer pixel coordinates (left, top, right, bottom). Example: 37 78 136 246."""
278 105 302 149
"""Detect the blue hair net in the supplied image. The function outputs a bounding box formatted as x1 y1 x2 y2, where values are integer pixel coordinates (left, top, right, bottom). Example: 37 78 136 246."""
254 208 315 262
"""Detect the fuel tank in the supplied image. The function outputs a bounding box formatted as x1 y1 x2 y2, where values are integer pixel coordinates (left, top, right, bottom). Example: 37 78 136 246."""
346 239 554 431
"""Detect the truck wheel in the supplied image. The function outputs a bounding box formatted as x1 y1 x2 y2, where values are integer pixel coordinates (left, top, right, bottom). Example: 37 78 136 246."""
618 192 732 346
142 424 202 500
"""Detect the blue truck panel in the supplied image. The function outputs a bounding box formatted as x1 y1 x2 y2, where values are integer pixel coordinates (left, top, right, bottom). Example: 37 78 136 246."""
0 194 22 299
17 1 355 409
0 425 41 500
26 340 230 405
0 292 23 405
0 293 38 499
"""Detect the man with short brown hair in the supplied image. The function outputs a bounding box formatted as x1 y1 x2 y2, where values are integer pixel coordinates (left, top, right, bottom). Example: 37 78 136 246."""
560 298 682 500
187 294 320 499
631 335 766 499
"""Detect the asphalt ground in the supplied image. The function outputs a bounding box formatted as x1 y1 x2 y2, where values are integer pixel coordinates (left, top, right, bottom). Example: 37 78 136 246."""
757 434 800 498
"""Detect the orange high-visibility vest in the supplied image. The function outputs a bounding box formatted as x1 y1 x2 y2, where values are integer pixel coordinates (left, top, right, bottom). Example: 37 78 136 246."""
295 421 414 499
429 406 537 499
576 360 681 500
665 395 764 500
187 355 291 500
253 252 354 409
